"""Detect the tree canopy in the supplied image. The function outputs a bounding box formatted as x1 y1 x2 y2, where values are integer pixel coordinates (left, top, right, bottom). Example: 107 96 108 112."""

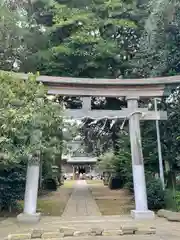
1 0 180 193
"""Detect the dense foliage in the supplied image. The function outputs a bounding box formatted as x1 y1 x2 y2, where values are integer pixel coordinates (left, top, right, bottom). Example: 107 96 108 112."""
1 0 180 211
97 133 166 209
146 177 165 210
0 72 65 210
97 134 132 186
20 0 140 78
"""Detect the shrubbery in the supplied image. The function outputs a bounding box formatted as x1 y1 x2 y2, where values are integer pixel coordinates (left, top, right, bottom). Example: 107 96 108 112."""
164 189 180 211
0 168 26 211
96 124 168 211
0 72 65 212
164 189 177 211
175 191 180 211
125 175 165 210
146 178 165 210
98 147 166 210
43 178 57 191
124 177 134 193
108 175 122 189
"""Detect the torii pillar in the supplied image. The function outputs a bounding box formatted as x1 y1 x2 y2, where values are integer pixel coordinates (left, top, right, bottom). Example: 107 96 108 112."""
127 97 155 219
17 130 42 223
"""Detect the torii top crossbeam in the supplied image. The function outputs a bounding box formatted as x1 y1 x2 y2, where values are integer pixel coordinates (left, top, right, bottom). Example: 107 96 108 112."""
16 73 180 97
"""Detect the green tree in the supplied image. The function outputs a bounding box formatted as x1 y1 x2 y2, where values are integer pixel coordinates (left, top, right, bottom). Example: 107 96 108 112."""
0 71 66 210
97 133 132 187
20 0 140 78
125 0 179 78
0 2 23 71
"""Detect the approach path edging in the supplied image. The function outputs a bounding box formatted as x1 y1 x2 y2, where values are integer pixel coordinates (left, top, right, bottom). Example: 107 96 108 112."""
7 225 156 239
157 209 180 222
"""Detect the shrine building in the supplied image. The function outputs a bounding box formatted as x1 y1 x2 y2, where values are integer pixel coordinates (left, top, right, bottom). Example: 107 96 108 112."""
61 137 98 179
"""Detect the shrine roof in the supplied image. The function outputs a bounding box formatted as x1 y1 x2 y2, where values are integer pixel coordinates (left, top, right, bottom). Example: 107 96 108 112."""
67 157 97 163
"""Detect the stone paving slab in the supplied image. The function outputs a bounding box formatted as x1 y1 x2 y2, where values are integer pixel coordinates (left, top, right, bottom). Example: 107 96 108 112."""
1 216 180 239
6 224 158 239
5 235 180 240
54 237 179 240
62 180 101 218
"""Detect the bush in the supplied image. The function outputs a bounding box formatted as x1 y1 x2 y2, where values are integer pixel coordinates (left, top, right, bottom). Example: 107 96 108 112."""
43 178 57 191
165 189 177 211
175 191 180 211
146 178 165 210
124 179 134 193
0 168 26 211
122 169 133 193
108 176 122 189
164 190 180 212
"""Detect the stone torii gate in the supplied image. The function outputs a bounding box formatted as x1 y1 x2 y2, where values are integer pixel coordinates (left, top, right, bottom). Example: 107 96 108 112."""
16 73 180 222
65 97 167 220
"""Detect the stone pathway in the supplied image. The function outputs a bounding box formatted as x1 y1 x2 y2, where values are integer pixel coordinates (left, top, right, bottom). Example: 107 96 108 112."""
62 180 101 218
1 181 180 239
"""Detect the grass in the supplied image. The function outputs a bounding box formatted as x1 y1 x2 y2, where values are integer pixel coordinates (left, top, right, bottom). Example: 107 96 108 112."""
28 182 74 216
18 199 66 216
86 179 103 185
0 181 74 217
89 183 134 215
95 199 134 215
63 180 76 188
